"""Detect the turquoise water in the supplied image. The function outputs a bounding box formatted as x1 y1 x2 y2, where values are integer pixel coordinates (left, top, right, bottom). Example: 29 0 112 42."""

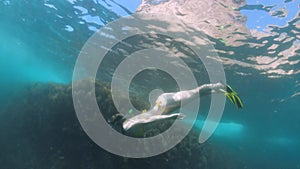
0 0 299 169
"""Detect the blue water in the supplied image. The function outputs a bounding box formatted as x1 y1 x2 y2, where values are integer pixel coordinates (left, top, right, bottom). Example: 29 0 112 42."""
0 0 299 169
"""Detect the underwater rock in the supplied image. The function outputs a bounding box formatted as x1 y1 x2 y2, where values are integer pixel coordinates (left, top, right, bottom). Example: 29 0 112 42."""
0 80 242 169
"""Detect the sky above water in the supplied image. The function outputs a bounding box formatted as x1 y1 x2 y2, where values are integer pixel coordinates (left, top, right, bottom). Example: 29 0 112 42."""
112 0 299 33
241 0 299 32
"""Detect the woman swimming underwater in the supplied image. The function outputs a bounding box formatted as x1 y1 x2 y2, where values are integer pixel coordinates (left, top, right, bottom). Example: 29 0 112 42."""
109 82 243 131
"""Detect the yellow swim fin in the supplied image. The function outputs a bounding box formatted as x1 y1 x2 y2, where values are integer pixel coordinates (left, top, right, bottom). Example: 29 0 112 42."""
225 85 243 109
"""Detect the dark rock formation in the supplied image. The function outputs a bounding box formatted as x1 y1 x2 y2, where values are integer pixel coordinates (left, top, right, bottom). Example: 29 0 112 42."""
0 80 242 169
